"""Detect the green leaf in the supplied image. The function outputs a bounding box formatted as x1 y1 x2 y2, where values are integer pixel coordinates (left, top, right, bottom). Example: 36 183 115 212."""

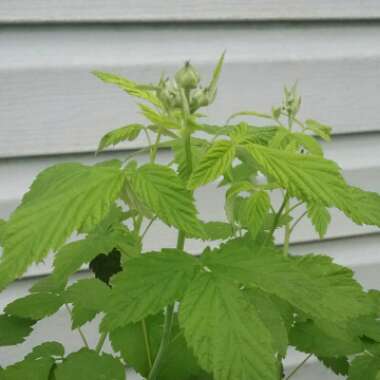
97 124 143 153
65 279 111 328
207 51 225 102
5 293 64 321
292 132 323 156
0 219 6 244
240 191 271 239
202 221 234 240
343 186 380 227
289 319 363 356
102 249 198 331
26 342 65 360
0 314 34 346
305 119 332 142
93 70 161 107
179 272 279 380
188 140 236 189
130 163 205 237
0 162 125 290
110 313 205 380
318 356 349 376
2 358 54 380
31 231 125 293
202 239 372 323
348 353 380 380
307 202 331 239
243 143 350 209
54 348 125 380
139 103 180 129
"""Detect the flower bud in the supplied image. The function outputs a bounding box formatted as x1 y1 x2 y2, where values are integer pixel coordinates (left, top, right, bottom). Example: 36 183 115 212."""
190 87 210 111
175 61 200 89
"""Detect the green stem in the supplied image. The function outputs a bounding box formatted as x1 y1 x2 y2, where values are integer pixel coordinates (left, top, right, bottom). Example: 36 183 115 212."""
95 332 107 354
64 304 89 348
150 130 162 163
289 210 308 235
148 231 185 380
266 193 289 245
142 319 153 370
283 198 291 256
285 353 313 380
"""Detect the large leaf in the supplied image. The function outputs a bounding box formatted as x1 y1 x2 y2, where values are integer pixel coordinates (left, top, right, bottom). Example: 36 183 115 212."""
54 348 125 380
2 357 54 380
65 279 111 328
97 124 143 153
188 140 235 189
202 238 372 323
5 293 64 321
0 314 34 346
93 71 161 107
179 271 279 380
130 163 204 237
0 162 125 289
102 249 198 331
348 353 380 380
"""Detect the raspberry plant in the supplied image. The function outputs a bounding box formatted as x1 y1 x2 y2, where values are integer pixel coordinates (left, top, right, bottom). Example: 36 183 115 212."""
0 54 380 380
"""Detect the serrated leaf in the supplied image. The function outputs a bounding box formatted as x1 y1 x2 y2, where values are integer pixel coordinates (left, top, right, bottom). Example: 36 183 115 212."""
348 354 380 380
5 293 64 321
243 143 351 210
110 313 205 380
65 279 111 328
207 51 225 102
292 132 323 156
139 103 180 129
0 314 34 346
202 239 372 323
31 230 126 293
307 202 331 238
93 70 161 107
202 221 234 240
130 163 204 237
305 119 332 141
54 348 125 380
0 162 125 290
179 271 279 380
97 124 143 153
318 356 349 376
2 357 54 380
289 319 363 356
102 249 198 331
240 191 271 239
188 140 235 189
26 342 65 360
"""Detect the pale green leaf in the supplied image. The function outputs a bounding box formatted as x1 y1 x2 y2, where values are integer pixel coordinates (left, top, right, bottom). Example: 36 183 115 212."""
202 239 372 323
54 348 125 380
305 119 332 141
139 103 180 129
26 341 65 360
5 293 64 321
65 279 111 328
130 163 205 237
179 272 279 380
307 202 331 238
207 51 225 102
97 124 143 153
292 132 323 156
102 249 198 331
93 70 161 107
0 162 125 290
240 191 271 238
188 140 236 189
0 314 34 346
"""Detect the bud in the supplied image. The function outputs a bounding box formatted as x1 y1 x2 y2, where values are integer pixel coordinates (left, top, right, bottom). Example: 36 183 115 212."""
190 87 210 111
175 61 200 89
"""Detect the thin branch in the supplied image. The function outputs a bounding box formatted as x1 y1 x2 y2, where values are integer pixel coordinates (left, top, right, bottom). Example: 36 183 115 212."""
65 304 89 348
285 353 313 380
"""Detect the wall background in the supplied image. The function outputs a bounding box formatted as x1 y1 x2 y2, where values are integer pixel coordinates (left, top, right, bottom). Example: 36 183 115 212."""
1 2 380 378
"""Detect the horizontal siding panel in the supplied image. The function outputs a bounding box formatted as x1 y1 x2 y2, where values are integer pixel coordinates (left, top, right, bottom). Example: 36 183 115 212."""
0 1 380 23
1 233 379 370
1 24 380 157
1 131 379 278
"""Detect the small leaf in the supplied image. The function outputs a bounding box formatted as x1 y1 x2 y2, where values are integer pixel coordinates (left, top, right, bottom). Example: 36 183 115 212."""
102 249 198 331
97 124 143 153
207 51 225 102
139 103 179 129
318 356 349 376
65 279 111 328
54 348 125 380
0 314 34 346
130 163 205 237
305 119 332 141
240 191 271 238
202 221 234 240
179 272 278 380
5 293 64 321
93 70 161 107
26 341 65 360
188 140 236 189
307 202 331 238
